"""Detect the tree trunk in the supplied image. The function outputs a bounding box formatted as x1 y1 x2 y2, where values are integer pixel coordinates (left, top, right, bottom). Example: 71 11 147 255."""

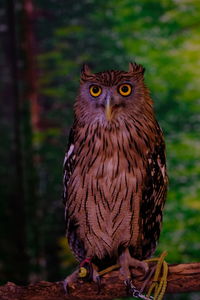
5 0 29 284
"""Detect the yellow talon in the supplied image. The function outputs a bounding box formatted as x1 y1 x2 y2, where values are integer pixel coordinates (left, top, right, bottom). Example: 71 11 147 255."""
79 267 88 278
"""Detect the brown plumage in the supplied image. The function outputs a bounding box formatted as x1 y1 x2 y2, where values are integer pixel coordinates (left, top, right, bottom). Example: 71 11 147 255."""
63 62 168 287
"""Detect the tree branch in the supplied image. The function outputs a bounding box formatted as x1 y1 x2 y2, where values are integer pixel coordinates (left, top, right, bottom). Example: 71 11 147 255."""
0 263 200 300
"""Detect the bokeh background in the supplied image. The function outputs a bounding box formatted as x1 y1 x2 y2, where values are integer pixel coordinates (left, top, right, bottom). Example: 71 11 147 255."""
0 0 200 299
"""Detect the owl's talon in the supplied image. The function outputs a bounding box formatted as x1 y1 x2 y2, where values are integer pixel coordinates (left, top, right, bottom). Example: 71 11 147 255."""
94 274 101 294
63 279 70 295
63 269 79 294
124 278 133 295
63 278 76 295
119 248 149 279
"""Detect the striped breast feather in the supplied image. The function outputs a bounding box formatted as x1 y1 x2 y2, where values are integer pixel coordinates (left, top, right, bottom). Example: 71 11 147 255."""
63 127 76 205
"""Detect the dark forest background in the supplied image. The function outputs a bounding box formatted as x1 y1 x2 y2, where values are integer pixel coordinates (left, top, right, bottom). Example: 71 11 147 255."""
0 0 200 299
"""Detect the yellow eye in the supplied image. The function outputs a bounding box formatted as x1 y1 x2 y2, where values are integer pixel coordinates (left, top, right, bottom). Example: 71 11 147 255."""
89 85 102 97
118 84 132 96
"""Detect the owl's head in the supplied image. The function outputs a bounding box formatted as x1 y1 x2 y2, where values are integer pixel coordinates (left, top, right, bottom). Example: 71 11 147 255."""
76 62 152 123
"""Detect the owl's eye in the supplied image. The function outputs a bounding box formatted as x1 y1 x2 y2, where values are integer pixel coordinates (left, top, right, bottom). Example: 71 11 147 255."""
118 84 132 96
89 85 102 97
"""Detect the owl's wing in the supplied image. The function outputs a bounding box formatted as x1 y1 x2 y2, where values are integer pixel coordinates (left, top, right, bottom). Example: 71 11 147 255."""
63 126 76 205
130 131 168 260
141 135 168 258
63 125 86 262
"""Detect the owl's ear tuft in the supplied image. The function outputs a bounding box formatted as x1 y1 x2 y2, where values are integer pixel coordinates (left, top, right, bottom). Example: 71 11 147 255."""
81 64 92 76
128 62 145 75
80 64 95 82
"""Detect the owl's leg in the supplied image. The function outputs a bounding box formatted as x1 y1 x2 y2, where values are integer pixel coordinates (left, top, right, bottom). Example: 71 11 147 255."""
63 258 101 294
118 248 149 293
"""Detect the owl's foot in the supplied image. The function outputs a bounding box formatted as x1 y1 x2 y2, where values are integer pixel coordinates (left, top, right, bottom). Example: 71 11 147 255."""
118 248 149 297
118 248 149 280
63 269 79 294
63 258 101 294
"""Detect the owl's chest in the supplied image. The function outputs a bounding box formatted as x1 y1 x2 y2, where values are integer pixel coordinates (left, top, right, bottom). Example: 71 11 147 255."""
68 129 150 257
72 128 147 214
75 127 146 180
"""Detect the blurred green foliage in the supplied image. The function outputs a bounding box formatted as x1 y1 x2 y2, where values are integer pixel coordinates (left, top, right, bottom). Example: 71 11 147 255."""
0 0 200 298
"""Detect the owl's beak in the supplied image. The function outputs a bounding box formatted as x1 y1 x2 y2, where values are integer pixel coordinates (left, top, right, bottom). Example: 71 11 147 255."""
105 95 112 121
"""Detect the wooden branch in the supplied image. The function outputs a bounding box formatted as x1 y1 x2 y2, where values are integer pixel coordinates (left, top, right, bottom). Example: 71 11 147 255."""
0 263 200 300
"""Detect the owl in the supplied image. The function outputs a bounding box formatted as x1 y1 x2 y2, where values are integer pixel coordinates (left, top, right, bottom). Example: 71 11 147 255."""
63 62 167 291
